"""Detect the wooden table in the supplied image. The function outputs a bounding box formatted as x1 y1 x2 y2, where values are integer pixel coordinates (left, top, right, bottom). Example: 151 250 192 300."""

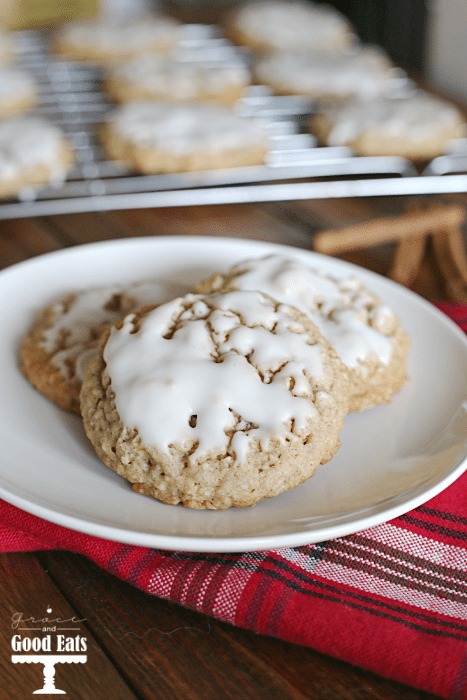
0 195 463 699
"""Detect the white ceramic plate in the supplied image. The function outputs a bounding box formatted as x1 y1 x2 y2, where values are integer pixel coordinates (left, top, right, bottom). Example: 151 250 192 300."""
1 236 466 552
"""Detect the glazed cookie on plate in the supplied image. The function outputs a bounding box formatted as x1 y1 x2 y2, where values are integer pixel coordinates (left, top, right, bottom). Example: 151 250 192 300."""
80 290 350 509
195 254 410 412
104 54 252 106
100 102 269 174
225 0 354 53
0 67 38 118
254 46 395 102
20 281 184 414
52 16 181 62
310 91 466 160
0 117 74 201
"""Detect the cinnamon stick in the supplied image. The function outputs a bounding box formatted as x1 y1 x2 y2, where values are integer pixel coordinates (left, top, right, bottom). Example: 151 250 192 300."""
313 204 465 255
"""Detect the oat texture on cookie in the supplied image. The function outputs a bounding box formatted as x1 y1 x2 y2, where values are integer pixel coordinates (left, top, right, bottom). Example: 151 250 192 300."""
20 281 182 413
80 290 350 509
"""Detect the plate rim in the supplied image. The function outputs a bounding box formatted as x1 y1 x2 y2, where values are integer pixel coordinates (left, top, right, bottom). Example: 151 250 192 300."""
0 461 466 552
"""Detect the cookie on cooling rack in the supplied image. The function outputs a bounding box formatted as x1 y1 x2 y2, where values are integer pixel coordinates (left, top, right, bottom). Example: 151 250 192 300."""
80 289 350 509
104 54 252 106
0 117 74 201
19 280 185 414
310 91 466 160
100 102 269 174
224 0 354 53
52 16 181 62
0 67 38 118
253 46 396 102
194 254 410 412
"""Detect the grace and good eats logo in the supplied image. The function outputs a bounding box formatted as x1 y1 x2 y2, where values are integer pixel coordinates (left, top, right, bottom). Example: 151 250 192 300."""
10 606 87 695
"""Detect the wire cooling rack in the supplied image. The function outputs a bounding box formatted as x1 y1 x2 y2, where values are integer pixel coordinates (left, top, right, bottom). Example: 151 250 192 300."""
1 27 467 220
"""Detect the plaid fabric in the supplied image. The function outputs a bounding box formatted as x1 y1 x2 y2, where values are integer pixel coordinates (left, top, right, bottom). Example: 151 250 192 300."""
436 303 467 333
0 304 466 699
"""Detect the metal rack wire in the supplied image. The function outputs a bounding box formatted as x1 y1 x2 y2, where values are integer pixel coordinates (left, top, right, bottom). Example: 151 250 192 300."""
1 28 466 220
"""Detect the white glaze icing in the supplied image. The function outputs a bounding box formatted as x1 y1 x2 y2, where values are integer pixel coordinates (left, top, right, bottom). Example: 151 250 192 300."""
0 117 67 182
324 91 464 146
104 290 327 462
57 16 180 54
232 0 353 51
215 254 397 369
255 47 393 99
42 280 185 380
0 67 36 102
108 102 268 154
109 54 250 100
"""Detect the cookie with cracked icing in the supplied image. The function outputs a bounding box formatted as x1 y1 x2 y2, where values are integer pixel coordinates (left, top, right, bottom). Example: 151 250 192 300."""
0 117 74 201
20 280 184 414
194 254 410 412
310 91 466 160
0 67 38 118
224 0 354 53
80 290 350 509
254 46 395 102
52 16 181 62
100 102 268 174
104 54 251 107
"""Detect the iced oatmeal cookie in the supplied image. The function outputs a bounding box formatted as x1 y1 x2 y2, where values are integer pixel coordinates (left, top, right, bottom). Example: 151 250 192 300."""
0 67 38 118
53 16 181 62
20 280 184 413
104 54 251 106
254 46 395 102
310 91 466 160
225 0 354 53
0 117 74 200
101 101 268 174
195 254 410 412
80 290 350 509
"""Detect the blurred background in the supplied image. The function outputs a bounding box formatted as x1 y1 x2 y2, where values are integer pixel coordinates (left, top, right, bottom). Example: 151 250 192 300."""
162 0 467 99
327 0 467 100
0 0 466 102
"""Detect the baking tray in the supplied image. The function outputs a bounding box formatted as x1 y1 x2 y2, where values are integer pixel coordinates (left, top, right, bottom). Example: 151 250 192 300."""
1 27 467 220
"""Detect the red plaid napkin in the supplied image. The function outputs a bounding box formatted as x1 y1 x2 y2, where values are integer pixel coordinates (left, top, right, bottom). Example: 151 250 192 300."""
1 304 466 699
